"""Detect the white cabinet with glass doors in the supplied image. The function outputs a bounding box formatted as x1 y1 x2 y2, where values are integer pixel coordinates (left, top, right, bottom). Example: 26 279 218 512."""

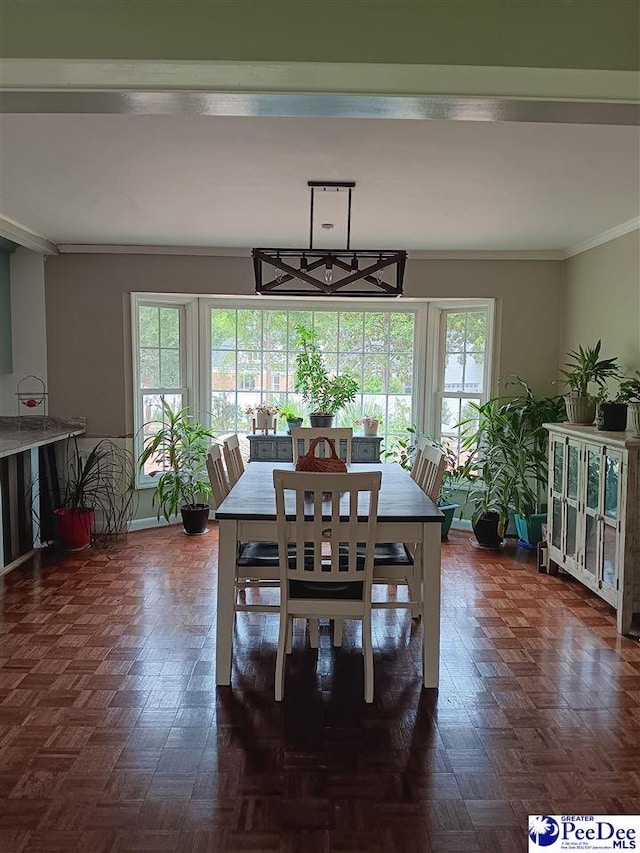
546 424 640 634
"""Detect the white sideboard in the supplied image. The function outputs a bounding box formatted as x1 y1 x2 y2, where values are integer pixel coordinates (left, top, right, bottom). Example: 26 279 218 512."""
545 423 639 634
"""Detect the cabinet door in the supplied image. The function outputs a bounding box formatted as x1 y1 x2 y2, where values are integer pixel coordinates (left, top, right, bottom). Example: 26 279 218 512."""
600 448 622 598
548 436 564 552
564 439 581 569
581 443 601 588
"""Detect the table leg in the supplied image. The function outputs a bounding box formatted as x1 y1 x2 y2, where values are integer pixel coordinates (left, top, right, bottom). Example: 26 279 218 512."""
422 523 441 689
216 519 237 686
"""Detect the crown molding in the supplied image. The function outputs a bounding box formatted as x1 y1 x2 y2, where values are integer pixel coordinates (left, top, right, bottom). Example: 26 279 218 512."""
0 217 57 255
2 59 639 103
57 244 565 260
564 217 640 258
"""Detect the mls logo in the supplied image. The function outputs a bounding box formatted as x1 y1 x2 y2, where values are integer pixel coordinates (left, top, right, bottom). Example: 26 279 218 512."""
529 816 560 847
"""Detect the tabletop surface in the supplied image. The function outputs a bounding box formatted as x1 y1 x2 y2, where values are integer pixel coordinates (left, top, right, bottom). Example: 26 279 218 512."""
215 461 443 522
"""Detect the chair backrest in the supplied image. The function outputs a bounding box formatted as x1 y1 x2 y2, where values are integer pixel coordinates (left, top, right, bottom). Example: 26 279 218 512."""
206 444 230 508
416 440 446 503
273 469 381 603
290 428 353 463
223 434 244 487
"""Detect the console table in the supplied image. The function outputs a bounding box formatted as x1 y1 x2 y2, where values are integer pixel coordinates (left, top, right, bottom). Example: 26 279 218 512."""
247 433 383 463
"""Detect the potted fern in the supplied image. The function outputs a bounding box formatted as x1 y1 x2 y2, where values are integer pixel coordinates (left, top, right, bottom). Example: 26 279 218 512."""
138 397 215 535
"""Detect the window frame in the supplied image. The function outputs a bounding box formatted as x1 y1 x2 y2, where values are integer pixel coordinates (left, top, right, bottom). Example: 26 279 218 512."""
131 293 198 488
131 293 496 488
425 299 496 456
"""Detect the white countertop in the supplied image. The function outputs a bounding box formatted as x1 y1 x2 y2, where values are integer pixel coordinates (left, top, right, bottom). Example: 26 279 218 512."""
0 419 86 459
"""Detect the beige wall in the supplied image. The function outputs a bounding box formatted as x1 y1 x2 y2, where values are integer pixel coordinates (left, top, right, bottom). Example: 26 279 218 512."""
44 252 564 437
561 230 640 383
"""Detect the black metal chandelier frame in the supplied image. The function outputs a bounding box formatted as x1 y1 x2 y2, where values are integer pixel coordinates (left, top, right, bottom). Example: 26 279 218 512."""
253 181 406 297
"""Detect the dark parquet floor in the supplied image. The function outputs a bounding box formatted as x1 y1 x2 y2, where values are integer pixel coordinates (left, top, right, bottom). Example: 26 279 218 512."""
0 527 638 853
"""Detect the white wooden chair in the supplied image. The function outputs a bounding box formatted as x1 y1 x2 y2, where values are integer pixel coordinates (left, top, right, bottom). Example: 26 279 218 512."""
206 444 230 507
207 444 282 615
223 434 245 487
273 469 381 702
290 428 353 463
365 438 445 622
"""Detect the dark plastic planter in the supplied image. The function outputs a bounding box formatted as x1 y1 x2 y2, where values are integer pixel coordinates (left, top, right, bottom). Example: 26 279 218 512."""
181 504 210 535
597 402 628 432
514 511 547 549
472 512 503 549
309 414 335 428
439 503 459 538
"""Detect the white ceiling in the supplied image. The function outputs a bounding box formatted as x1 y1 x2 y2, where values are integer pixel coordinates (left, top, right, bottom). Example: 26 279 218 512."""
0 114 638 251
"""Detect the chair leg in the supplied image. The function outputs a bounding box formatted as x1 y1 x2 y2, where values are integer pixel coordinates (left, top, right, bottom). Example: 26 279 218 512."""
286 617 293 654
362 613 374 704
275 608 289 701
332 618 343 647
308 618 319 649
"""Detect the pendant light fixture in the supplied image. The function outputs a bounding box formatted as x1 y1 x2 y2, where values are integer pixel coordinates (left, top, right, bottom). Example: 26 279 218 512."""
253 181 406 297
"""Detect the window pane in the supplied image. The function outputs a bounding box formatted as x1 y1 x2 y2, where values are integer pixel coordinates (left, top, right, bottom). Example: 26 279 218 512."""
444 353 465 392
364 313 388 351
389 314 414 352
211 392 239 433
141 392 183 475
140 348 160 388
339 312 364 352
313 312 338 353
463 352 484 393
288 311 313 346
389 353 412 394
237 310 262 350
263 310 287 351
445 313 467 351
159 307 179 348
211 350 236 388
362 355 387 393
386 396 412 433
139 306 159 347
160 349 180 388
211 309 236 349
264 351 287 392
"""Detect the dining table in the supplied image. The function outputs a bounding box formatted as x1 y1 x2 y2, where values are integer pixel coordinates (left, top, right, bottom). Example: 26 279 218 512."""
214 461 444 689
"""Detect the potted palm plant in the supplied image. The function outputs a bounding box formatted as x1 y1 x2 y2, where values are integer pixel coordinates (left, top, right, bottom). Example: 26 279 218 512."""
618 370 640 434
138 397 215 535
559 340 620 425
293 324 359 427
55 439 136 550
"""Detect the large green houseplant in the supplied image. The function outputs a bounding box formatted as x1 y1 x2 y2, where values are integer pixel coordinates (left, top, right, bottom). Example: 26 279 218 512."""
138 397 215 535
458 378 565 548
560 340 619 424
293 324 359 426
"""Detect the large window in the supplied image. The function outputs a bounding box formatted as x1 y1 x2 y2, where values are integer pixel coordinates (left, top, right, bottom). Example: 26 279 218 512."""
207 306 415 444
132 295 494 486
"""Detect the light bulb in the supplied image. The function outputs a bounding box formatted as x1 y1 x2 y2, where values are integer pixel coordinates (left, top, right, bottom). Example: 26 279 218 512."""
324 265 334 284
